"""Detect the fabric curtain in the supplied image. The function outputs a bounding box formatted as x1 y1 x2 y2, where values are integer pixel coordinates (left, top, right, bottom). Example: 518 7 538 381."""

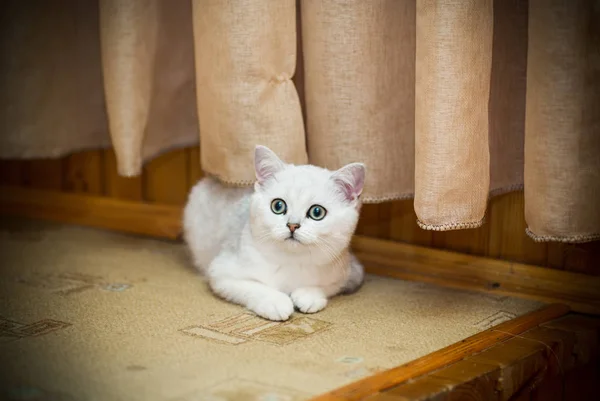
0 0 598 243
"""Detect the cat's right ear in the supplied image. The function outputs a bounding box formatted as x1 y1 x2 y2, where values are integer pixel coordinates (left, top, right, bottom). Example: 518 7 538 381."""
254 145 285 188
331 162 366 203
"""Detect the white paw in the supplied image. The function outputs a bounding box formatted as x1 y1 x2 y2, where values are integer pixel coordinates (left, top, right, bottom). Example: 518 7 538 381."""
250 292 294 321
291 287 327 314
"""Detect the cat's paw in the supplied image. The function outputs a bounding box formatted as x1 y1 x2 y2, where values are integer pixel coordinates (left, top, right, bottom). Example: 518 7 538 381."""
291 287 327 314
250 292 294 321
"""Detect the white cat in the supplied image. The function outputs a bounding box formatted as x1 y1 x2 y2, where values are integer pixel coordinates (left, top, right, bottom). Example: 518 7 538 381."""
183 145 366 321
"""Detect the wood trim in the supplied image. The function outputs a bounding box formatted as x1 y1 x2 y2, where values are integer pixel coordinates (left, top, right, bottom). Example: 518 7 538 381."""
377 314 600 400
352 236 600 315
309 304 570 401
0 186 181 239
1 186 599 315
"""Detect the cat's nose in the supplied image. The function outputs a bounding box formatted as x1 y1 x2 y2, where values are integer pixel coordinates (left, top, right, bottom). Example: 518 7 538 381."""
286 223 301 233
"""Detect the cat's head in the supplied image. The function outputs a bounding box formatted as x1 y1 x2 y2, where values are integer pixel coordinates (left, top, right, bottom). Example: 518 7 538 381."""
249 145 365 258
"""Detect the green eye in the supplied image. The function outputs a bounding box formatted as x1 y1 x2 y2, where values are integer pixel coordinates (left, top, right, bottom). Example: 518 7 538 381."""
270 198 287 215
307 204 327 221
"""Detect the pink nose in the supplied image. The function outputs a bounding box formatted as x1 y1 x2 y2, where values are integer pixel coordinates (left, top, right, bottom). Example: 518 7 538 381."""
287 223 300 233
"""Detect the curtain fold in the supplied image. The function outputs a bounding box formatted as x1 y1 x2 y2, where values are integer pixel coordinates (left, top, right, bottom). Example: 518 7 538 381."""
414 0 494 230
192 0 306 185
524 0 600 243
100 0 200 177
0 0 598 243
301 0 416 202
99 0 158 176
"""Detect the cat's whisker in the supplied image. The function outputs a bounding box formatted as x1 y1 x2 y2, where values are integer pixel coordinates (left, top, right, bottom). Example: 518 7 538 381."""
316 239 344 268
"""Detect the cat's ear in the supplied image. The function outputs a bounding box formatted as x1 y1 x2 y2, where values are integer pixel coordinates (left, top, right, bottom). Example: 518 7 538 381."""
331 163 366 202
255 145 285 186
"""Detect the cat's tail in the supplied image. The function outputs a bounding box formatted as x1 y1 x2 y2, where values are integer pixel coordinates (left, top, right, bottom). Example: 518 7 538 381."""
182 177 249 273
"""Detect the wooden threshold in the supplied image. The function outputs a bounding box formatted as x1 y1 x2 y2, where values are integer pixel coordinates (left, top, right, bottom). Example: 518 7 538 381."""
310 303 570 401
1 186 599 316
372 313 600 400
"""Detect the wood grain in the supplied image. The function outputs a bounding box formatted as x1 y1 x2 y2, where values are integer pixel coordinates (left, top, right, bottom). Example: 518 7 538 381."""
103 149 143 201
309 304 569 401
389 200 433 247
357 204 392 239
384 313 600 401
432 222 490 257
0 186 181 239
488 192 547 266
352 236 600 315
143 149 189 205
21 159 63 190
63 151 104 195
0 160 24 186
426 360 500 400
546 242 600 276
467 338 548 400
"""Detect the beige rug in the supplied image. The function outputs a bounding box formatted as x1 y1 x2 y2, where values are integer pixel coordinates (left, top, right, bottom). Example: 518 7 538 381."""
0 218 543 401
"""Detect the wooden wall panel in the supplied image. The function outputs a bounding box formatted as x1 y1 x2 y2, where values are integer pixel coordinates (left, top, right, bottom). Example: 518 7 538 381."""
1 146 598 275
389 200 433 247
0 160 23 186
488 192 547 266
547 243 600 275
21 159 64 190
143 149 189 205
356 204 392 239
432 224 491 257
103 149 143 201
63 150 104 195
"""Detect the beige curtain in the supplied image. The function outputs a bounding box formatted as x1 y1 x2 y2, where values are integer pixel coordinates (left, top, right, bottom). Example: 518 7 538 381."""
0 0 598 243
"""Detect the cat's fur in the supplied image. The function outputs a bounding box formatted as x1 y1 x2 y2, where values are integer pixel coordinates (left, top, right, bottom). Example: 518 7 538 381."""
183 145 365 321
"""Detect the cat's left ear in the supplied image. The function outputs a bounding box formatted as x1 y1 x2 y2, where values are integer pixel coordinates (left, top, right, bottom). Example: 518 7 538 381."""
331 163 366 203
254 145 286 187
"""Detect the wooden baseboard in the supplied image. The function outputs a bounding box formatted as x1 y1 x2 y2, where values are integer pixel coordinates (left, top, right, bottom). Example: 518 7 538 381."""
1 186 599 315
351 236 600 315
0 185 182 239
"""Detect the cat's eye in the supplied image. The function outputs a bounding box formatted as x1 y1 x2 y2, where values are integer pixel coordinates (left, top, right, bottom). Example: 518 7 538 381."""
307 204 327 221
270 198 287 215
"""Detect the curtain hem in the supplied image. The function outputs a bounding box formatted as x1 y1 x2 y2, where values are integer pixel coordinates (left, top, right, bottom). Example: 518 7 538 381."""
416 219 485 231
525 228 600 244
361 193 415 204
202 170 256 187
